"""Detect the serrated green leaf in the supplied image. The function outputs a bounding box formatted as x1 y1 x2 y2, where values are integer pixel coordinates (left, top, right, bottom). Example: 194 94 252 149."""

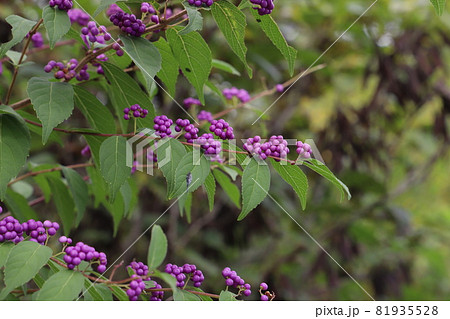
219 290 238 301
0 241 52 299
27 77 74 144
271 159 308 210
42 6 71 49
156 138 188 197
120 35 162 94
48 176 75 235
99 136 132 201
62 167 89 227
73 86 116 134
303 159 351 200
180 4 203 35
166 29 212 104
251 10 297 76
35 269 84 301
0 242 14 268
4 188 38 222
170 152 210 199
212 59 241 76
238 158 270 221
430 0 447 15
173 288 201 301
0 15 35 57
204 172 215 212
102 62 155 133
213 169 240 209
0 112 30 200
147 225 168 269
153 38 179 97
211 1 252 77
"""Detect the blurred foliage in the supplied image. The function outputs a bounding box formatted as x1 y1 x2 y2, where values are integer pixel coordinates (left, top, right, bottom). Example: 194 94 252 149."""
1 0 449 300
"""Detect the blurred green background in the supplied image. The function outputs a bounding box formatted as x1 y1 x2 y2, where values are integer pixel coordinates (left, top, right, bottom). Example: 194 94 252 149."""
1 0 449 300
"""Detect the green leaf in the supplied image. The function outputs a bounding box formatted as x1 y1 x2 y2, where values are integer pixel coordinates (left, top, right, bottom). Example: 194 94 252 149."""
6 50 26 66
120 35 162 93
73 86 116 134
219 290 238 301
104 186 125 236
84 135 107 168
187 287 213 301
33 273 45 289
35 270 84 301
42 6 71 49
102 62 155 133
211 1 252 77
203 172 215 212
0 242 14 268
212 59 241 76
213 169 240 209
151 270 177 291
166 29 212 104
110 285 129 301
153 38 179 97
180 4 204 35
0 112 30 200
430 0 447 15
99 136 132 201
48 176 75 235
62 167 89 227
147 225 168 269
156 138 187 198
170 152 211 199
4 188 38 222
303 159 351 200
218 163 241 181
86 166 108 208
238 158 270 221
84 281 113 301
173 288 201 301
251 10 297 76
0 15 35 57
27 77 74 144
0 241 52 299
270 159 308 210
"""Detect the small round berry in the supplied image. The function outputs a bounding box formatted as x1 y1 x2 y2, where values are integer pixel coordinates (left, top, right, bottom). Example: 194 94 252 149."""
260 295 269 301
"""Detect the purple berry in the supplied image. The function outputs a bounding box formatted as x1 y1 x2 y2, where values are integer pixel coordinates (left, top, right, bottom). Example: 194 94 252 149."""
261 295 269 301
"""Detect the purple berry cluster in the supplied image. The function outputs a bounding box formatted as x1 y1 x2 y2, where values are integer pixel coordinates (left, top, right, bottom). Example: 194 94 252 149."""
153 115 173 138
126 261 150 301
49 0 73 11
250 0 275 15
112 43 124 56
109 12 146 37
147 148 158 163
165 263 205 288
44 59 89 81
107 4 123 17
243 135 289 161
90 50 108 74
28 32 44 48
223 87 251 103
197 110 213 122
209 119 235 140
68 8 90 26
63 240 107 272
197 133 223 162
259 282 271 301
81 22 111 48
296 141 312 159
149 282 164 301
22 219 59 245
187 0 214 7
222 267 252 297
175 119 199 143
183 97 202 109
0 216 23 244
123 104 149 120
140 2 156 14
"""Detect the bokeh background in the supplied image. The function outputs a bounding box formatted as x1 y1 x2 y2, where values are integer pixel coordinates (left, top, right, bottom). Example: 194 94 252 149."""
1 0 449 300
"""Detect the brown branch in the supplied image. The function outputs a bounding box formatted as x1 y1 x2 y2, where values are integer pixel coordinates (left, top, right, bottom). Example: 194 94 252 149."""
5 19 43 105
